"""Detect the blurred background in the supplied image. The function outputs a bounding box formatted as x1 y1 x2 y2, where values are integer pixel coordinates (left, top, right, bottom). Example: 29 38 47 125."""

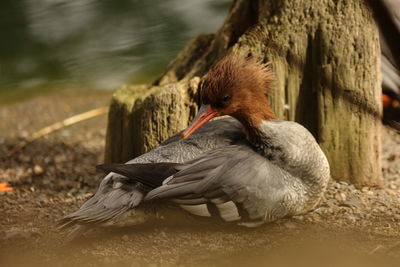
0 0 231 103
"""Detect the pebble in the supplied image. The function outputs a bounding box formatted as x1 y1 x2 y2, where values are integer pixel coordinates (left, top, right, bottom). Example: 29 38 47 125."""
334 193 346 203
122 235 129 241
387 189 398 196
347 215 358 223
343 197 363 208
33 165 44 175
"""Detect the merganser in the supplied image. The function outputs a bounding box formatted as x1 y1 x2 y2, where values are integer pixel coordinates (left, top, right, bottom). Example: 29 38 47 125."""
60 56 330 237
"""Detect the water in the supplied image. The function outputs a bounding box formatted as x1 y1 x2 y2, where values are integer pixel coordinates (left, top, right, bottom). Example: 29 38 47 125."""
0 0 230 102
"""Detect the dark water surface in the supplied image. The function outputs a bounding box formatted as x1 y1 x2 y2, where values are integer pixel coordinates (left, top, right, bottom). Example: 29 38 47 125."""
0 0 230 103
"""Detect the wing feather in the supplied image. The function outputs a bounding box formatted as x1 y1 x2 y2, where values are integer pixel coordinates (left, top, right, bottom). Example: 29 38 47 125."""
145 144 292 221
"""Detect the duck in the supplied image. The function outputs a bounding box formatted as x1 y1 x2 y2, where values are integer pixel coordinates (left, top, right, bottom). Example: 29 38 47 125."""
59 55 330 238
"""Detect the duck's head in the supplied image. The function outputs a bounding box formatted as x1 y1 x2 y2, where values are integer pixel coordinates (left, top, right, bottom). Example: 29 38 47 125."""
181 55 276 139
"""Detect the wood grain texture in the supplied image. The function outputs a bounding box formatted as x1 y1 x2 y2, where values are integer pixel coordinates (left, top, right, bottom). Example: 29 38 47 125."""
105 80 199 163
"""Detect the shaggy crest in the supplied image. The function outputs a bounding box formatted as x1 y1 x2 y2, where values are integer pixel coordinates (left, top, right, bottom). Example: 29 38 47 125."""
199 55 274 105
197 55 276 134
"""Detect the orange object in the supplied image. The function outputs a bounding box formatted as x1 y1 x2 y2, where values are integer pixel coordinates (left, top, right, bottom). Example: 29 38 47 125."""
382 93 394 107
0 182 14 192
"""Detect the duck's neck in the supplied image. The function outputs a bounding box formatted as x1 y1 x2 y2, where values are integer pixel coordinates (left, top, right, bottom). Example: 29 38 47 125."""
233 101 276 145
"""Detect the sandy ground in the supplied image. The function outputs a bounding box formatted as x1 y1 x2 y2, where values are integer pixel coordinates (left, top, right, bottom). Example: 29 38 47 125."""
1 93 400 267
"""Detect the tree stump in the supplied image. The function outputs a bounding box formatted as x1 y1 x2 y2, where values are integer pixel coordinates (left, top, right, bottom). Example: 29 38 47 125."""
105 0 382 187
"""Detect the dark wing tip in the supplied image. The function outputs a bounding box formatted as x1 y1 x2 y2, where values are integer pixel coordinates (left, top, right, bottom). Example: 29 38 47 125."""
96 163 112 172
95 162 180 188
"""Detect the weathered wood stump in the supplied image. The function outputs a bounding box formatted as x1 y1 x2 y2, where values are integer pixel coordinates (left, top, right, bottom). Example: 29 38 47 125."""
105 0 382 187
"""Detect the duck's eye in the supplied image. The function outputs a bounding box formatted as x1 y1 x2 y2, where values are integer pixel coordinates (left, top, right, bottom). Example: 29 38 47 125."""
223 95 231 102
214 95 231 109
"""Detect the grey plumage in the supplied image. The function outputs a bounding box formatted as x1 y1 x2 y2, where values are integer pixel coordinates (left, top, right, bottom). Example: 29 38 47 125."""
145 144 291 221
60 117 330 236
145 120 330 223
59 118 244 229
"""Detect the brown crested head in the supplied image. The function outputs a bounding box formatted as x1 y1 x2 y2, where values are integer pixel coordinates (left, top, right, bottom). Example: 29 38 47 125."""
181 55 276 139
200 56 274 112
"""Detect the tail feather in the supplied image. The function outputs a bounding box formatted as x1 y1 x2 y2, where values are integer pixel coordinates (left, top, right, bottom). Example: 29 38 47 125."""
59 176 147 229
59 162 181 240
61 206 128 227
